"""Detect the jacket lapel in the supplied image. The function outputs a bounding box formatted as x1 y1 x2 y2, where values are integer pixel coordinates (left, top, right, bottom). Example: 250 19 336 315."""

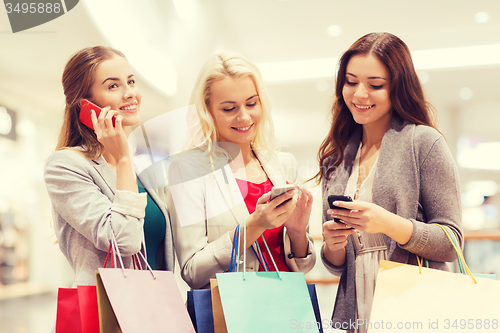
90 156 116 196
212 162 249 224
325 129 361 197
253 146 286 186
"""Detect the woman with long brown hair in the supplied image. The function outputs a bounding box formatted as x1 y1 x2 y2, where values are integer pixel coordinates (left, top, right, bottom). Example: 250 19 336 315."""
44 46 150 287
318 32 463 332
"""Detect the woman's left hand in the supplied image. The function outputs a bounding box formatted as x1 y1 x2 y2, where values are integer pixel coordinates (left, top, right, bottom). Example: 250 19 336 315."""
283 184 313 236
329 200 391 234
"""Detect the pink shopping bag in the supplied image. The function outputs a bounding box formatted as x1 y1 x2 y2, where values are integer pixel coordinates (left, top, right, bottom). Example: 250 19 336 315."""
97 230 195 333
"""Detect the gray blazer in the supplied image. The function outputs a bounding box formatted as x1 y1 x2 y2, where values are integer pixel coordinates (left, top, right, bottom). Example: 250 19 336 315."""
167 144 316 289
320 115 463 325
44 149 147 286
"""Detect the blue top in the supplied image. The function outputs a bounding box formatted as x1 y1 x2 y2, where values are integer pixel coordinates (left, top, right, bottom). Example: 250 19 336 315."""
138 178 166 270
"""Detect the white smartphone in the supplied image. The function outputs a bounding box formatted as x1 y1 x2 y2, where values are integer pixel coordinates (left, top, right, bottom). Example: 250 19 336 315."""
270 184 296 201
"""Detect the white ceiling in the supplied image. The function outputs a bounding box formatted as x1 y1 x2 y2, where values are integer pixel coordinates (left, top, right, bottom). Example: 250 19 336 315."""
1 0 499 170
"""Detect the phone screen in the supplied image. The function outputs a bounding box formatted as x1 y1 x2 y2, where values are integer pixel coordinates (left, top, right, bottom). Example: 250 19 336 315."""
328 195 353 225
270 184 296 201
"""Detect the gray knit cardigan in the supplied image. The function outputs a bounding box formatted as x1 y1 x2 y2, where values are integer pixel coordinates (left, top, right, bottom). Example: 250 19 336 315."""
320 115 463 326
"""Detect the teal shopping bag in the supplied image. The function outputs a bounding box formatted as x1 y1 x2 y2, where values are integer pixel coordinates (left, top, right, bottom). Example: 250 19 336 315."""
216 223 320 333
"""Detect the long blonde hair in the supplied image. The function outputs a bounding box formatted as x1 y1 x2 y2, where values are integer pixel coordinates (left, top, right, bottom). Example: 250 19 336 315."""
184 51 279 160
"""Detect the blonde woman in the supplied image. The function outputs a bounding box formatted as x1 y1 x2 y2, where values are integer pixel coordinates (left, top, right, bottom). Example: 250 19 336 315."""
167 52 316 289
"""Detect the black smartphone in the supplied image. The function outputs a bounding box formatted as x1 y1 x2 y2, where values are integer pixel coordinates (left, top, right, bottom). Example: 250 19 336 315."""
328 195 353 225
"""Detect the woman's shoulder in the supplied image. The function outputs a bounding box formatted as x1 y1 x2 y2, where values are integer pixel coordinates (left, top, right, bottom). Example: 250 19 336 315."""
413 124 443 143
275 151 296 165
46 148 83 162
167 146 215 181
395 119 444 148
409 124 447 156
406 124 452 165
45 148 93 172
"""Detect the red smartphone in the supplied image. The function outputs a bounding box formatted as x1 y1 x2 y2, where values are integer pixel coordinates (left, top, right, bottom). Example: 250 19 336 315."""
79 99 116 130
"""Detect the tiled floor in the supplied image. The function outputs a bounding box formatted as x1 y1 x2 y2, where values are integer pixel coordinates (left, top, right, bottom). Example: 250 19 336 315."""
0 292 56 333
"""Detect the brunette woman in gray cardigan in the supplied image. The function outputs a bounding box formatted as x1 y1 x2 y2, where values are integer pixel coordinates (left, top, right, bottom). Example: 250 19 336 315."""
316 32 463 333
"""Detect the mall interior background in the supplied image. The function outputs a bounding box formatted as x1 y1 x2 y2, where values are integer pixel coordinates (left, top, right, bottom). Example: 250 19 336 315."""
1 1 500 332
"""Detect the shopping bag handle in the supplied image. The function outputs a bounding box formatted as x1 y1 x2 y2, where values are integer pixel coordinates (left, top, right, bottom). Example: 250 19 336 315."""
435 224 476 284
416 224 476 284
230 224 241 273
106 228 157 280
104 242 113 268
104 240 141 271
230 223 273 273
230 218 281 281
251 238 271 271
109 229 127 278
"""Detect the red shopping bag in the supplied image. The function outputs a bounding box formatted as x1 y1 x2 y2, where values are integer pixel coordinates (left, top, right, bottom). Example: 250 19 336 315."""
56 286 99 333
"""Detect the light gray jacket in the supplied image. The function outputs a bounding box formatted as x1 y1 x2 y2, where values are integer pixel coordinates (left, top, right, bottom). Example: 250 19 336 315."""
44 149 147 286
321 115 463 325
167 144 316 289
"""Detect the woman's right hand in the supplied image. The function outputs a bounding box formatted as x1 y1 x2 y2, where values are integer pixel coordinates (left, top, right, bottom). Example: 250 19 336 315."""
90 106 130 162
322 216 356 266
249 190 297 230
323 219 357 252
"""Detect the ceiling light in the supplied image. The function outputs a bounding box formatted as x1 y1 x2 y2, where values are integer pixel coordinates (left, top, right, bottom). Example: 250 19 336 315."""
0 107 12 136
459 87 473 100
258 57 336 83
475 11 489 23
315 79 330 92
461 191 485 207
16 119 35 138
258 44 500 83
82 0 177 96
327 25 342 37
412 44 500 70
418 71 430 84
457 136 500 170
173 0 199 24
466 180 498 197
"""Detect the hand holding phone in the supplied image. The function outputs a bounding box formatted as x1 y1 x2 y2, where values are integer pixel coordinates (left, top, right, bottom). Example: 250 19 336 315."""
79 99 116 130
270 184 296 205
328 195 353 227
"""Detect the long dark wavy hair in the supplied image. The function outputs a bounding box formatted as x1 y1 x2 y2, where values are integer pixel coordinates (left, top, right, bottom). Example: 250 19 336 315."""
315 32 437 183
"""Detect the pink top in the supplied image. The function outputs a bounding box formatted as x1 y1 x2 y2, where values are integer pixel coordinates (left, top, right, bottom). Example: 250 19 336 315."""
235 178 291 272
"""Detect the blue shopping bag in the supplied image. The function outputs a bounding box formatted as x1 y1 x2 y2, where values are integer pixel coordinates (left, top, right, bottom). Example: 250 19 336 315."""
187 288 214 333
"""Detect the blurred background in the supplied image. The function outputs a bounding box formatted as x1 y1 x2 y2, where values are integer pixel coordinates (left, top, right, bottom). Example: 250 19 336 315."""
1 0 500 332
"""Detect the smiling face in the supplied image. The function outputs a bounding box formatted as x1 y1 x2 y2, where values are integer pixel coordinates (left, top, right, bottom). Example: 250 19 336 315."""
89 54 141 127
342 53 392 130
208 75 261 148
